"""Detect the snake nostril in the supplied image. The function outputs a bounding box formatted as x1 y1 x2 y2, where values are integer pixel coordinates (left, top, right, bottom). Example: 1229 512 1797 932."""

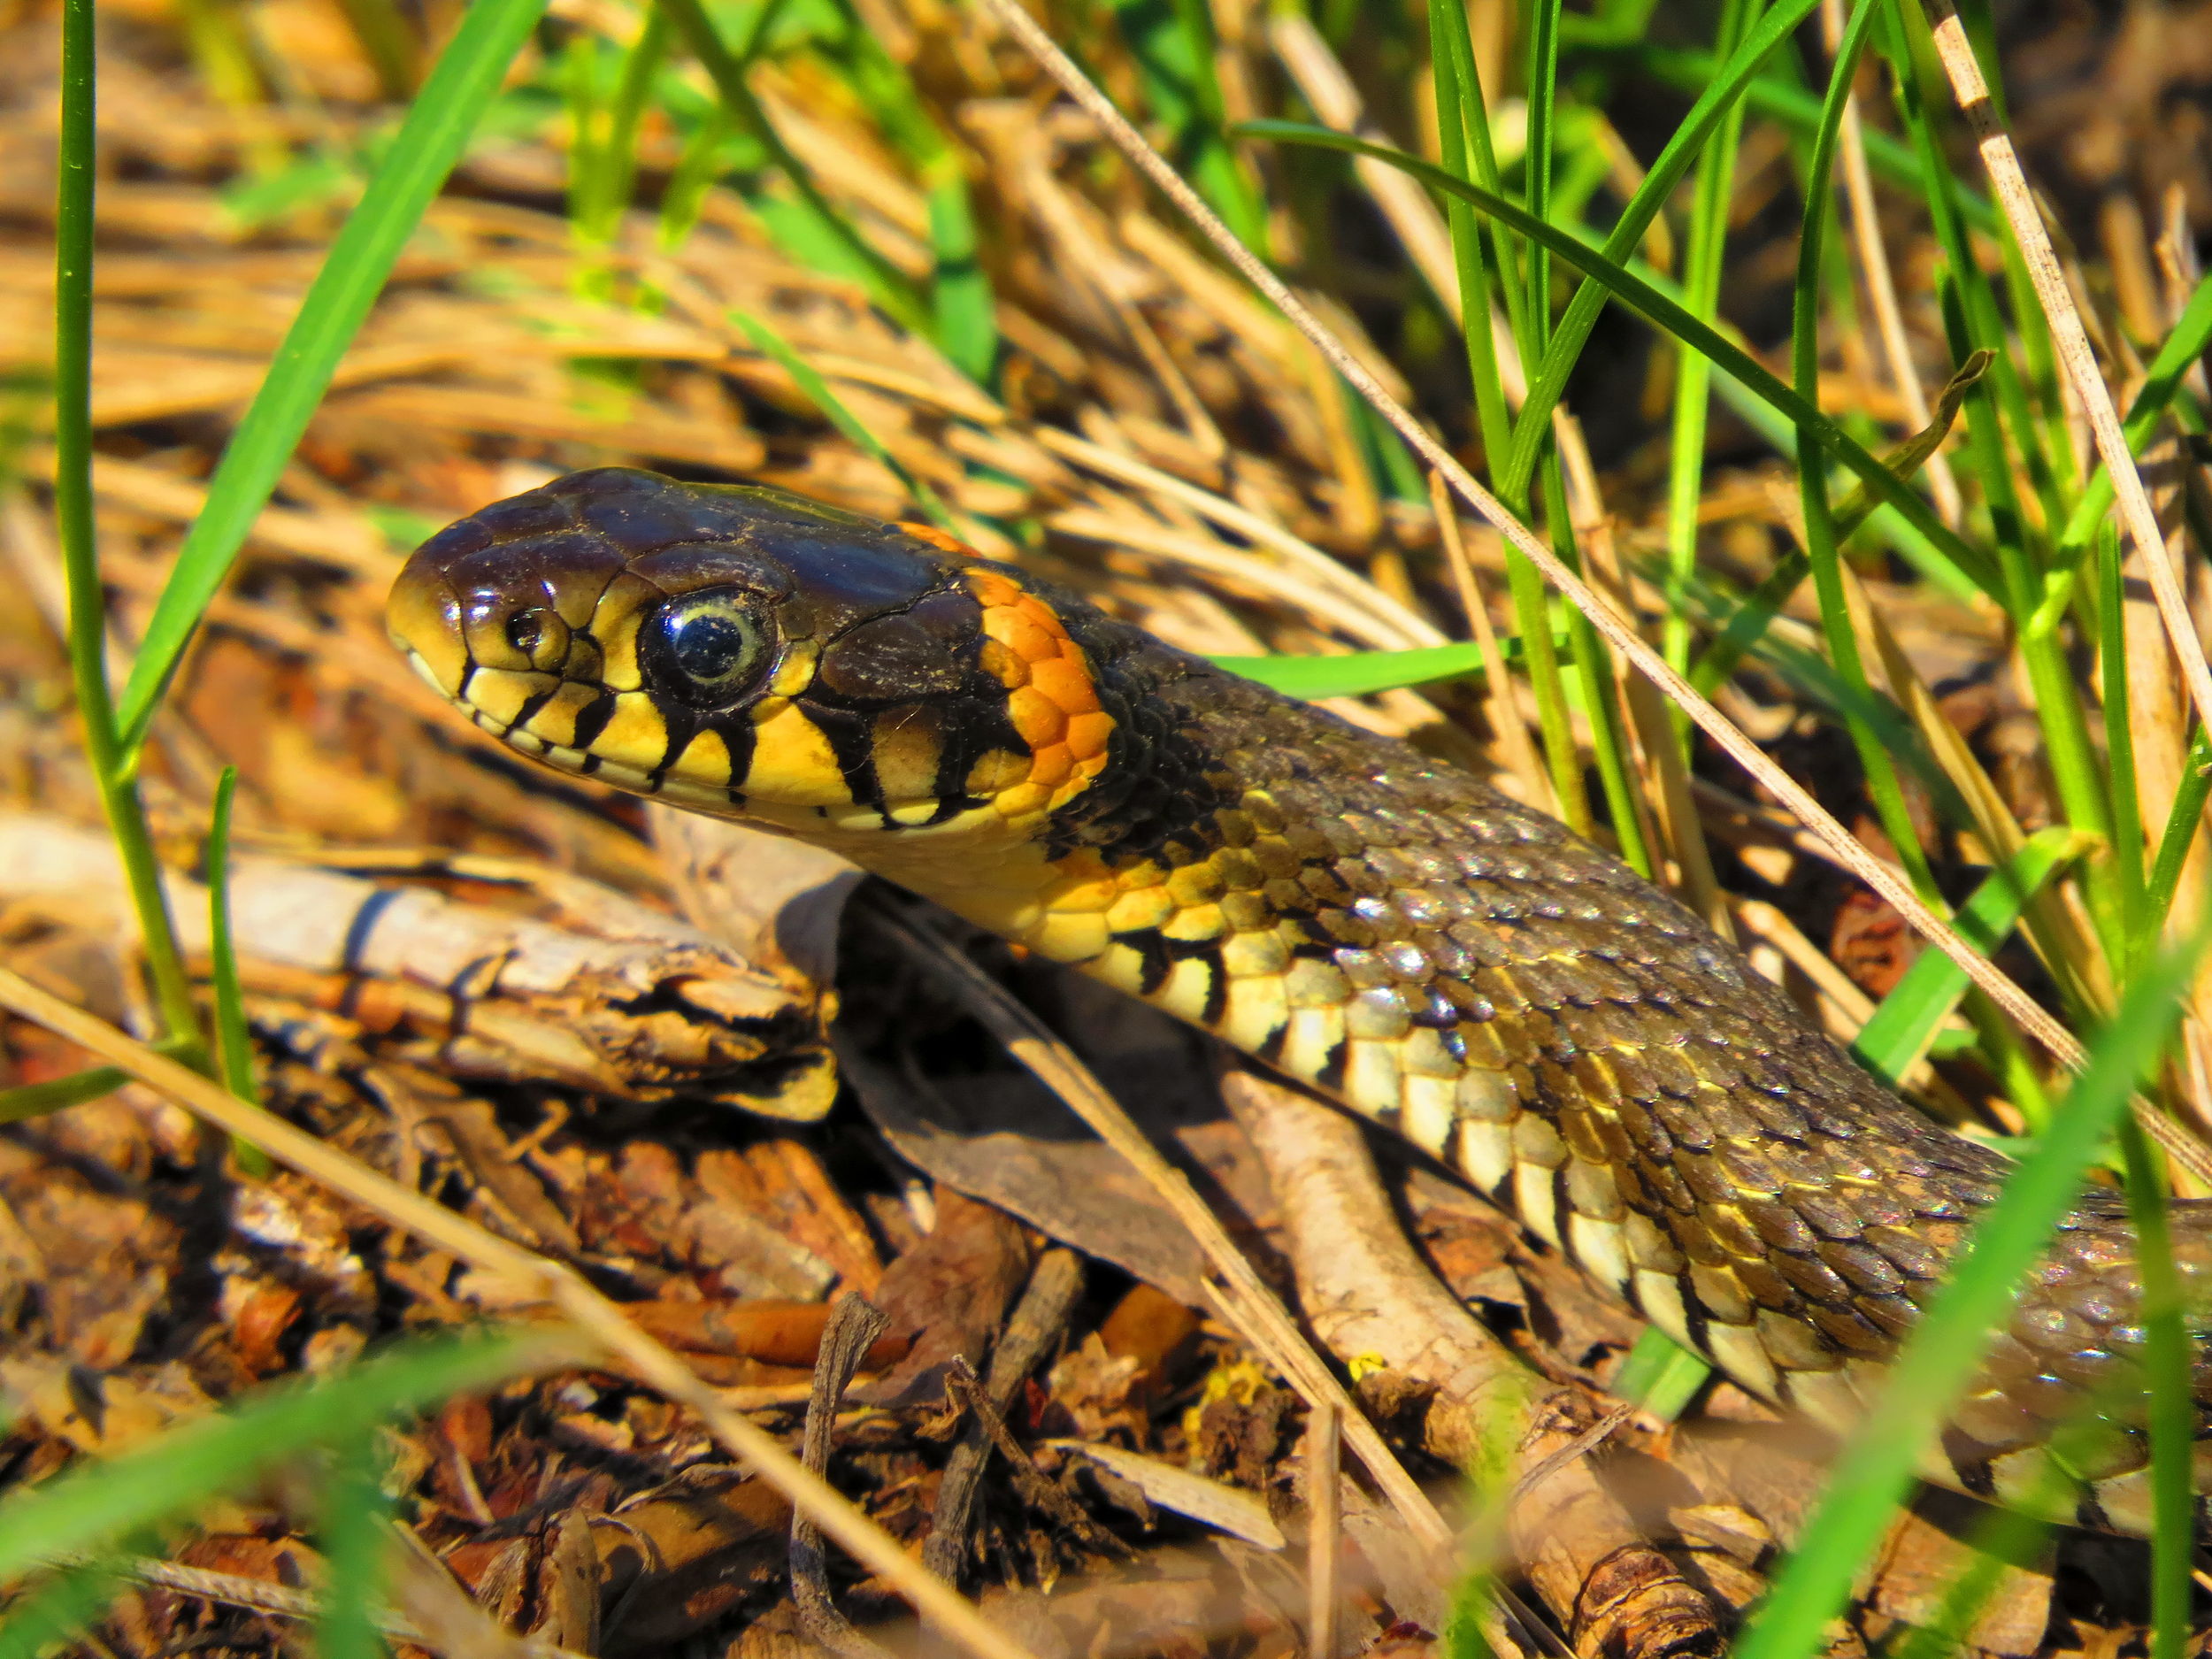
503 607 572 672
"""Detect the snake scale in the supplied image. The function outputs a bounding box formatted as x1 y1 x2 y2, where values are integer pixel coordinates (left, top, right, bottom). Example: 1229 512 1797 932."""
386 465 2212 1534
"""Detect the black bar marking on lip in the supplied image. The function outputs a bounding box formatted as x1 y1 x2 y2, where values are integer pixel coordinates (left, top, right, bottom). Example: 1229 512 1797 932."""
570 687 618 752
808 703 885 818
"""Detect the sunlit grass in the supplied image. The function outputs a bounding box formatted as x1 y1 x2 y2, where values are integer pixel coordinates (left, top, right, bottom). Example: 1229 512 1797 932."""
21 0 2212 1647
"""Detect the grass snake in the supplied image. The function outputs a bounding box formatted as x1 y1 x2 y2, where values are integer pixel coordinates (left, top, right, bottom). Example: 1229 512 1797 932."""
385 465 2212 1535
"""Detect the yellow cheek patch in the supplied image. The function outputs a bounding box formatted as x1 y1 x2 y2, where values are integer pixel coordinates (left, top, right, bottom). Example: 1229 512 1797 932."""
390 582 467 695
748 703 852 807
592 692 672 772
675 726 734 788
872 709 945 803
524 680 603 749
966 749 1030 795
770 639 819 698
464 666 557 729
966 569 1117 819
590 572 664 693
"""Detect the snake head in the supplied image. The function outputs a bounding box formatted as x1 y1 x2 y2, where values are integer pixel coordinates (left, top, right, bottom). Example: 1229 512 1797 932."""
387 467 1116 838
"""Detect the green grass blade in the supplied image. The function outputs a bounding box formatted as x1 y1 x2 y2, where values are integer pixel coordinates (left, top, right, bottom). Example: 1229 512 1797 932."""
0 1555 126 1659
727 306 956 533
2055 270 2212 557
204 767 271 1179
1612 1325 1711 1421
1425 0 1586 830
2099 524 2148 955
1877 0 2060 524
1690 351 1992 695
1732 927 2208 1659
927 173 998 386
1849 826 2080 1088
1238 122 1997 595
2115 1119 2191 1659
2141 727 2212 953
115 0 549 758
315 1432 394 1659
0 1066 129 1123
1496 0 1824 506
0 1332 555 1582
55 0 204 1055
1607 42 1997 232
1522 0 1563 352
1663 0 1756 684
658 106 734 250
1105 0 1269 250
571 11 671 255
1427 0 1511 466
1791 0 1938 903
1214 642 1486 697
205 768 257 1109
657 0 927 337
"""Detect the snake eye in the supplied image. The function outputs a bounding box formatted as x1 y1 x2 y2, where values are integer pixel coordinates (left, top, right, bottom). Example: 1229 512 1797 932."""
505 611 545 657
646 589 774 709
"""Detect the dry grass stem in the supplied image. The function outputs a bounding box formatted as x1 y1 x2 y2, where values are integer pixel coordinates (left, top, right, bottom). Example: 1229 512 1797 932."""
1919 0 2212 739
1430 469 1553 810
1305 1402 1342 1659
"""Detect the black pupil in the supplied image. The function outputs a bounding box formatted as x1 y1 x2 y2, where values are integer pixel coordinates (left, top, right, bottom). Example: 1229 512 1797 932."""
506 612 543 656
669 608 753 682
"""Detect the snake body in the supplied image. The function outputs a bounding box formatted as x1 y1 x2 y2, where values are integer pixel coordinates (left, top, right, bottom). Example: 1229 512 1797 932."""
388 466 2212 1532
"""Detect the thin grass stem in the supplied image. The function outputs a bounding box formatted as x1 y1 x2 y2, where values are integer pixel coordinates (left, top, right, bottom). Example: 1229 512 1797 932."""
2115 1118 2193 1659
115 0 551 757
54 0 204 1058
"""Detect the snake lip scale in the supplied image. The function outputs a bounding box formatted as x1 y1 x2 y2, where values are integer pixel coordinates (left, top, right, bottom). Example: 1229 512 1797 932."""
387 465 2212 1536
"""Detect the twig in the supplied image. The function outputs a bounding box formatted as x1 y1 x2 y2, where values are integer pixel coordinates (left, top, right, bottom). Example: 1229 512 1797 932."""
1304 1402 1341 1659
792 1294 896 1659
1430 471 1552 811
924 1248 1086 1583
0 965 1041 1659
943 1362 1130 1555
35 1550 584 1659
1916 0 2212 737
972 0 2212 1160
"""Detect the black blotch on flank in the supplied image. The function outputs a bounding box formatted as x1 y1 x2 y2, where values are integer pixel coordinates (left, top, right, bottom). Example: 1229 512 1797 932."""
1940 1432 1998 1500
1315 1038 1348 1094
1122 929 1173 996
1199 958 1228 1026
1678 1286 1712 1360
